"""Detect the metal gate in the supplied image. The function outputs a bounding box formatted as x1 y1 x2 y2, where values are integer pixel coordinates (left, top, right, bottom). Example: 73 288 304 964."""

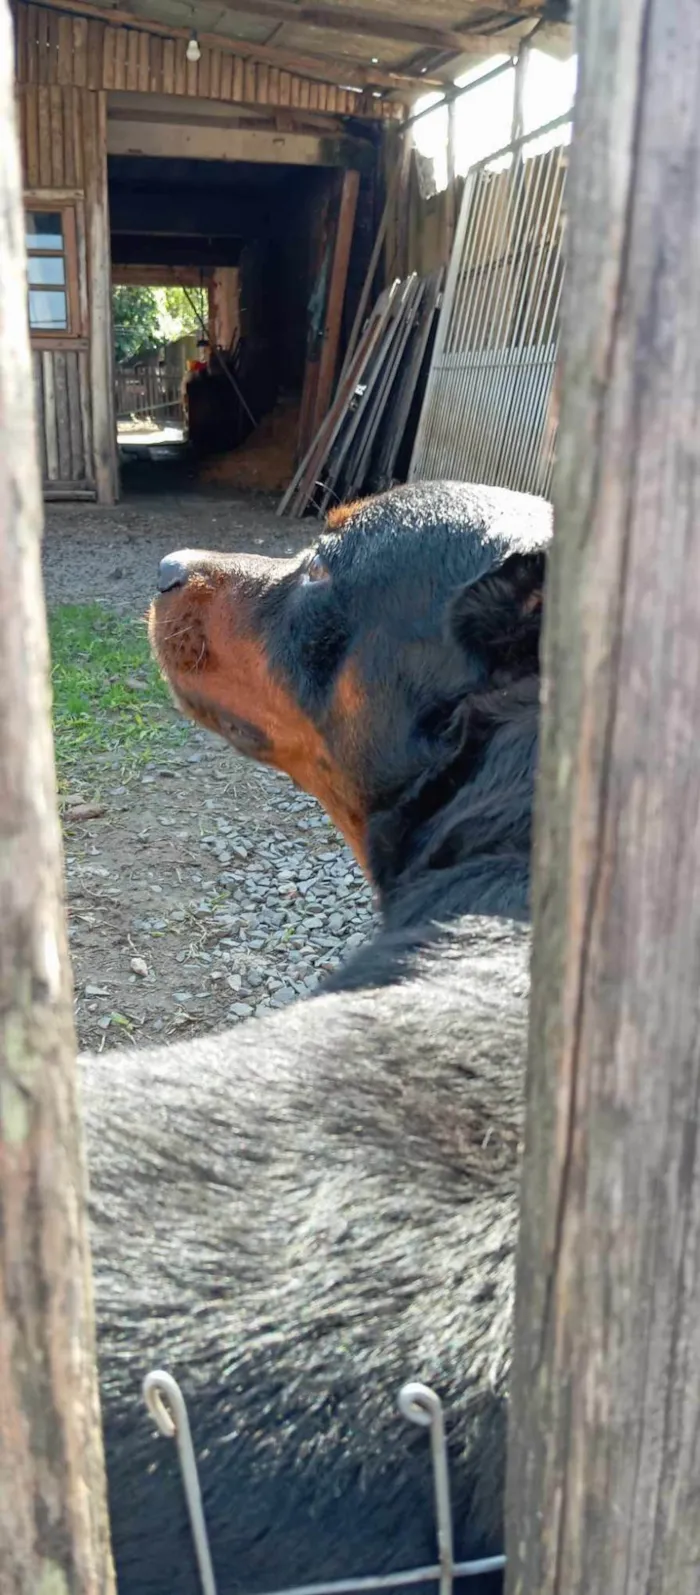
409 112 572 497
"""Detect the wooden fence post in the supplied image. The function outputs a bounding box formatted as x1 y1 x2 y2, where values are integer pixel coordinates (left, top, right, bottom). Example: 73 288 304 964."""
506 3 700 1591
0 0 115 1587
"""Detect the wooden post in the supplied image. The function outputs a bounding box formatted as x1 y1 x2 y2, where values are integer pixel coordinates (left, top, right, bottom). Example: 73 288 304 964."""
0 0 115 1587
310 167 360 436
507 3 700 1593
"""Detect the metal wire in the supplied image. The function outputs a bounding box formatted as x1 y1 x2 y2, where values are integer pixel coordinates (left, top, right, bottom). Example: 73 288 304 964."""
143 1370 506 1595
409 113 572 494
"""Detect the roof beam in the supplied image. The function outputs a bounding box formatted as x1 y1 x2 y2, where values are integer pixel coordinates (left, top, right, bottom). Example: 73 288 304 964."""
211 0 496 54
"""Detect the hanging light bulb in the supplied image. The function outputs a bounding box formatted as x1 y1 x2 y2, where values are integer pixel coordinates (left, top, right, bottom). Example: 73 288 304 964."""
186 31 201 62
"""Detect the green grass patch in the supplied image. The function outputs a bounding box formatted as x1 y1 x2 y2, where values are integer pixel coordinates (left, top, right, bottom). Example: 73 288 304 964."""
49 603 189 786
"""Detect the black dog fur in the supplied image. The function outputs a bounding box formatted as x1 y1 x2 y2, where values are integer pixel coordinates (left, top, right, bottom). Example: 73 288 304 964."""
83 482 552 1595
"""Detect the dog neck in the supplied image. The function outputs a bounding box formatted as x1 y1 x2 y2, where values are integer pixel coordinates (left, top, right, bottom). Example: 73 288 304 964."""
367 677 539 929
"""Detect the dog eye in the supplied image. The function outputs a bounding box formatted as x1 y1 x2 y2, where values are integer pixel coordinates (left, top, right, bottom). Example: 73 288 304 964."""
300 554 329 586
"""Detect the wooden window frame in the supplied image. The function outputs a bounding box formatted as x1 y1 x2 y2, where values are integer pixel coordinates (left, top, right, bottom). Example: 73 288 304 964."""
24 193 85 348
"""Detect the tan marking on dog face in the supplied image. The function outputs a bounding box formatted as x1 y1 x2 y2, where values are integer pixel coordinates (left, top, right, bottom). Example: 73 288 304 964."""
150 584 370 871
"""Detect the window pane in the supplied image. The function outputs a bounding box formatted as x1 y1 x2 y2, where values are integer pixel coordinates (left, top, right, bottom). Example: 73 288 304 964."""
28 255 66 286
26 211 64 252
29 289 68 330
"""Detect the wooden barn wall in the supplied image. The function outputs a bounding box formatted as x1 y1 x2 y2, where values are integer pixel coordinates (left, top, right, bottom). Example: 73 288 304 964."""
16 78 116 500
13 2 396 120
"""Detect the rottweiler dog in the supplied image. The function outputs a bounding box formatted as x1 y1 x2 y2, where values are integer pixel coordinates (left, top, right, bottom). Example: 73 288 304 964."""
84 482 551 1595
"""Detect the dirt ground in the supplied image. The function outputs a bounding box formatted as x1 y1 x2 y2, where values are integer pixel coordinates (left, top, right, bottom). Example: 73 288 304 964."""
44 488 375 1053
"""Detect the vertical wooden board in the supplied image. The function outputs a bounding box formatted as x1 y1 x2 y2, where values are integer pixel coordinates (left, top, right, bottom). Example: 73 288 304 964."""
74 195 89 335
73 83 84 186
47 7 59 83
23 86 39 184
257 61 268 104
174 38 187 96
86 20 102 88
49 83 64 184
244 60 255 104
85 90 116 502
290 74 300 108
53 352 72 480
37 85 51 183
72 16 87 85
268 65 279 104
35 7 49 84
78 348 93 480
299 76 310 110
126 28 139 90
197 45 210 98
185 56 198 95
209 47 221 99
318 83 328 112
137 30 149 92
148 35 162 93
42 351 59 480
113 28 127 90
326 85 337 113
102 26 116 89
15 2 28 84
232 54 243 102
309 80 319 111
66 352 84 478
279 70 291 106
162 37 175 95
56 14 71 83
26 3 40 84
62 87 75 184
32 350 48 480
219 49 232 100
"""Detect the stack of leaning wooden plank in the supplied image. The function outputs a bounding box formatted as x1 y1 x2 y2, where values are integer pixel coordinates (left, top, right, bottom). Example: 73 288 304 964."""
277 268 443 519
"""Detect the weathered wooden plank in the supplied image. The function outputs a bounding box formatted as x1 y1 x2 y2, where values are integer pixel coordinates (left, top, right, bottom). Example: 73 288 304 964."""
219 48 232 100
37 84 51 183
86 17 102 88
65 350 84 477
113 25 127 89
47 5 59 82
24 85 39 184
317 82 327 112
56 12 71 82
299 75 310 110
126 26 139 89
32 348 48 479
148 33 162 93
232 53 243 102
186 45 198 96
36 6 49 84
78 346 93 482
309 79 319 111
74 193 88 334
257 60 268 104
279 68 291 106
49 82 63 183
72 14 87 85
507 3 700 1592
61 85 75 183
53 350 72 478
102 24 116 88
197 44 210 98
15 0 28 82
137 27 149 92
41 350 59 479
311 168 359 434
209 45 221 99
268 63 279 104
84 88 116 502
290 71 300 108
174 37 187 95
244 59 255 104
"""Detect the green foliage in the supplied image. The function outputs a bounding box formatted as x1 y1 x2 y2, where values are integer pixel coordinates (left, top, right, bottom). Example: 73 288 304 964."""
113 285 209 362
49 604 188 786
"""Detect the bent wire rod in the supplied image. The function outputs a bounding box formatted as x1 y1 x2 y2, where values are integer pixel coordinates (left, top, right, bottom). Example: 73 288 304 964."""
143 1370 507 1595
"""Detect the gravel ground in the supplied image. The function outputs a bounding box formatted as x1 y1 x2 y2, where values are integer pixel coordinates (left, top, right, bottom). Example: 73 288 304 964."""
45 490 376 1051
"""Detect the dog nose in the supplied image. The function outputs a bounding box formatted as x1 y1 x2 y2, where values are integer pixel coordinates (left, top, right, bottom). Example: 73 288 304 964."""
157 553 191 593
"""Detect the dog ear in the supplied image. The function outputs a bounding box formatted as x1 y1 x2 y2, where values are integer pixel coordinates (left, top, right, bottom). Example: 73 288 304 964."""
449 550 546 678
